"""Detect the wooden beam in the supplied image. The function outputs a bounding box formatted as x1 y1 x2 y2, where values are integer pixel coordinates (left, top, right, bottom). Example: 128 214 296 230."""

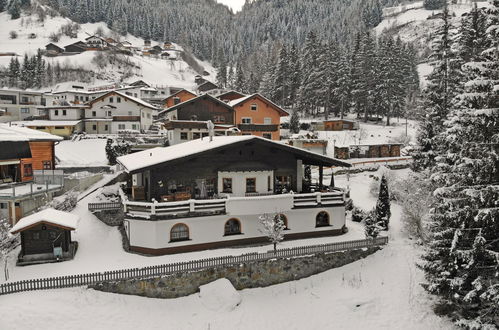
319 166 323 190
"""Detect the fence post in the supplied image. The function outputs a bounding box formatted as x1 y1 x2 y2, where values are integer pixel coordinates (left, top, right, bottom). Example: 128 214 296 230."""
151 199 157 216
316 192 321 205
189 199 195 212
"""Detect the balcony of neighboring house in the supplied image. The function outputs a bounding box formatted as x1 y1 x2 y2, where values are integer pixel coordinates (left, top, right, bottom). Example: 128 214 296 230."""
0 170 65 200
113 116 141 122
237 124 279 132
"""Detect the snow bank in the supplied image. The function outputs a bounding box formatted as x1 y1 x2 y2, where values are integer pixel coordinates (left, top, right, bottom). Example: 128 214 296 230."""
199 278 241 312
55 139 108 167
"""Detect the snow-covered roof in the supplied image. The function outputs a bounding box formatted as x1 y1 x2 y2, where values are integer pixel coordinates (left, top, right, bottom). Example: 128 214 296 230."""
117 135 351 173
0 123 63 141
228 93 289 116
11 120 82 127
10 208 79 234
106 91 158 110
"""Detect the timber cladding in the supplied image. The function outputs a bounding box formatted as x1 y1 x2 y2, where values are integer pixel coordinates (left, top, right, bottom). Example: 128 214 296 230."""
20 141 55 181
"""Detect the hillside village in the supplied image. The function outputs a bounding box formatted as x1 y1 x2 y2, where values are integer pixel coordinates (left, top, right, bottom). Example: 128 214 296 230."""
0 0 498 329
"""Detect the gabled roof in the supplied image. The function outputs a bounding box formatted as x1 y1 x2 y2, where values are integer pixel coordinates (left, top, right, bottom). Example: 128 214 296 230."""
216 90 247 100
228 93 289 116
117 135 351 173
0 123 63 141
45 43 64 51
10 208 79 234
198 81 218 90
157 93 233 117
164 89 196 100
89 91 158 110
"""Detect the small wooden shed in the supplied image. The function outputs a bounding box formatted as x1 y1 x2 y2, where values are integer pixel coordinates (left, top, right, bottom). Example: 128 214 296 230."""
10 208 79 266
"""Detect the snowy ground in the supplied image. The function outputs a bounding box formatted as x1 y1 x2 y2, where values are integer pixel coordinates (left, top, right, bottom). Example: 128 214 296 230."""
0 168 454 330
55 138 108 167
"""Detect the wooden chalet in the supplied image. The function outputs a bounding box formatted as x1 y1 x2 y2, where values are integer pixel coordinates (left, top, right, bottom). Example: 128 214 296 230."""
322 119 359 131
45 43 64 55
117 135 351 255
10 208 79 265
217 90 247 102
158 94 235 124
228 93 288 141
163 89 197 108
64 41 87 53
85 35 108 50
197 81 219 93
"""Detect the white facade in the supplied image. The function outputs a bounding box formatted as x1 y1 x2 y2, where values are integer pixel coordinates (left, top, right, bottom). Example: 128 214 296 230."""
0 89 47 121
48 107 86 120
125 198 345 251
218 170 273 197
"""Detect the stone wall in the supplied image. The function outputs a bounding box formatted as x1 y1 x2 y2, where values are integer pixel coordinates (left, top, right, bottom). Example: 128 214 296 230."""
90 246 380 299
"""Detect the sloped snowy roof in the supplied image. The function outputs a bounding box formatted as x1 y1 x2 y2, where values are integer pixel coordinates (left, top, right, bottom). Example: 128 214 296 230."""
117 135 350 173
228 93 289 116
97 91 159 110
11 120 82 128
10 208 79 234
0 123 63 141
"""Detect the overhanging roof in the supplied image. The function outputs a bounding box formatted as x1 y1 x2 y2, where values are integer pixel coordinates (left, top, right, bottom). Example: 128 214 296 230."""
118 135 351 174
10 208 79 234
157 93 234 118
0 141 32 160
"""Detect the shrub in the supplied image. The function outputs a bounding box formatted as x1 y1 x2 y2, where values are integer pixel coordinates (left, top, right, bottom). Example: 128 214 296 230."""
9 30 18 39
351 207 365 222
49 32 60 42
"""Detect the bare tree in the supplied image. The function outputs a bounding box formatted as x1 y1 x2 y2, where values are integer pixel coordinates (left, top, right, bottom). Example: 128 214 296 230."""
259 213 286 253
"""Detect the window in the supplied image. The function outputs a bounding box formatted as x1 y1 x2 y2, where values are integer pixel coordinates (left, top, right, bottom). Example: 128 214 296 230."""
131 124 138 130
263 133 272 139
32 232 40 240
92 125 97 131
49 231 57 240
201 132 209 138
246 178 256 193
180 132 188 140
242 117 252 124
109 97 114 103
0 203 7 209
250 103 258 111
274 214 288 229
117 97 121 103
21 108 30 114
213 115 225 123
267 176 271 191
134 93 138 98
85 96 89 102
54 110 59 116
62 110 67 116
192 132 201 140
23 163 33 177
118 124 125 130
21 96 29 103
170 223 189 242
173 97 181 105
222 178 232 193
147 113 151 119
130 111 134 116
316 211 330 227
224 219 241 236
104 125 108 131
55 126 64 129
264 117 272 124
92 111 96 117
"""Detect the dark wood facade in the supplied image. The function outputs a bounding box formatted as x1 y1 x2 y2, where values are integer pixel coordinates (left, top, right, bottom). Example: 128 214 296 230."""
20 223 72 256
163 95 235 124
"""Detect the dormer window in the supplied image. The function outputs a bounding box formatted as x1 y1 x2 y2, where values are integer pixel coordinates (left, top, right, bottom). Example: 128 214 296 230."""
250 104 257 111
173 97 181 105
109 97 114 103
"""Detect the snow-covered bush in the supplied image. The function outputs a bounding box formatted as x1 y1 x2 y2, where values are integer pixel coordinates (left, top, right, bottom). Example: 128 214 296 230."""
259 213 286 253
105 138 132 165
364 209 383 239
351 207 365 222
45 191 79 212
374 175 390 230
9 31 18 39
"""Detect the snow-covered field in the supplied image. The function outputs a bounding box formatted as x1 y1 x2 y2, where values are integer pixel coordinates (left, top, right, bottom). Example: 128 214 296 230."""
0 168 453 330
0 11 215 89
55 138 108 167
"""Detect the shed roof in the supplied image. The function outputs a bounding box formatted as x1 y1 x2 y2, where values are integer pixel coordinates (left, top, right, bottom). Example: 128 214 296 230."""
117 135 351 173
10 208 79 234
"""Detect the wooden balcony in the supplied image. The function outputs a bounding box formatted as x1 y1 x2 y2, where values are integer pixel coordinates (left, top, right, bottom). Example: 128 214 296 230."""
113 116 141 122
237 124 279 132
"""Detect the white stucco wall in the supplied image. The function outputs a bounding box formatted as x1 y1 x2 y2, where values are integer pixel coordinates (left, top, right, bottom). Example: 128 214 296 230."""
49 108 85 120
126 204 346 250
218 170 273 197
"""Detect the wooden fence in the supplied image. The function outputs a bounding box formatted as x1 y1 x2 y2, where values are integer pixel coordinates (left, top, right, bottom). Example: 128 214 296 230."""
88 202 122 212
0 236 388 296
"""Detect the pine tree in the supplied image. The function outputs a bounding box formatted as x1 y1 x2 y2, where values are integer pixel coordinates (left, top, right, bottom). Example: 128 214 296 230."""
234 61 246 92
297 32 321 116
421 3 499 327
375 175 391 230
364 209 382 239
289 109 300 134
288 44 301 107
0 0 7 12
8 57 20 87
413 5 462 171
273 44 289 106
8 0 21 19
216 54 228 89
423 0 446 10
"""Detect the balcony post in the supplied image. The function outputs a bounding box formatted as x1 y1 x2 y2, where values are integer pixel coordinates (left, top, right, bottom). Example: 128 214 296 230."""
319 165 324 191
296 159 303 193
151 199 157 215
189 199 195 212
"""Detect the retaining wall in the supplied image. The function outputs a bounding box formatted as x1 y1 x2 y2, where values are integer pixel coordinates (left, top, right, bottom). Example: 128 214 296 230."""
91 246 380 299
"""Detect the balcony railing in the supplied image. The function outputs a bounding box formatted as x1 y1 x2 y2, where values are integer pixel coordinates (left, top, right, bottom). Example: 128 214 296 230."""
237 124 279 132
120 188 346 220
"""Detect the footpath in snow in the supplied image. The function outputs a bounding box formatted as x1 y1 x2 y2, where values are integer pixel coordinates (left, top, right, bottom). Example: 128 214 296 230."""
0 168 453 330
